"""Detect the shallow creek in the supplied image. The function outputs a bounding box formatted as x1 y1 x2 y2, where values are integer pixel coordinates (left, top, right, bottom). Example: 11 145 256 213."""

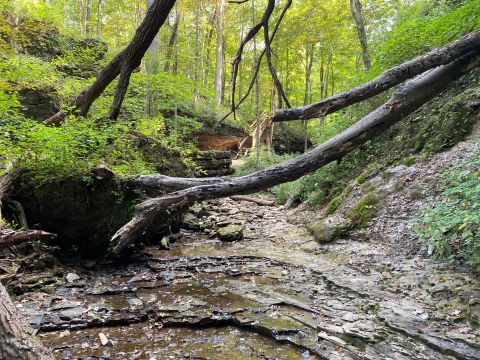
13 199 480 359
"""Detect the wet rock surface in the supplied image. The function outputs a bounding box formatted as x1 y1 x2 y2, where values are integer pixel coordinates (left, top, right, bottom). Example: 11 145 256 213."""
7 141 480 359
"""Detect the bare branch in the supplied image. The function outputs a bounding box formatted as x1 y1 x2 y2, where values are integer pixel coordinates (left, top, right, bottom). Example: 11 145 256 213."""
230 0 275 114
216 0 292 127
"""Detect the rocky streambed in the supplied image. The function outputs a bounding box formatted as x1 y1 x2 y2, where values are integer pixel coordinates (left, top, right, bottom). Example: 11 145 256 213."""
5 194 479 360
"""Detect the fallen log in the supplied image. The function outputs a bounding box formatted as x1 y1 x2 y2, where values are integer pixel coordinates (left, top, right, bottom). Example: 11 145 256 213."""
272 30 480 122
230 195 275 206
110 51 480 256
0 229 56 249
127 174 231 193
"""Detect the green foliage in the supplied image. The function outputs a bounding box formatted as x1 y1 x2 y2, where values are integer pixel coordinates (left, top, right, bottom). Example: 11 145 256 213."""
235 148 297 176
326 185 353 215
0 55 59 89
374 0 480 69
0 116 156 181
403 156 417 167
416 152 480 271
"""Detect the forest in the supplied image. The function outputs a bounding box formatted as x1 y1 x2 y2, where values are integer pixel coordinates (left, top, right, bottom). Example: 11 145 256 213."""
0 0 480 359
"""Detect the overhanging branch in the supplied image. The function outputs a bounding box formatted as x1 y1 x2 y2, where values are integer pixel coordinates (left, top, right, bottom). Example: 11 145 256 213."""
272 30 480 122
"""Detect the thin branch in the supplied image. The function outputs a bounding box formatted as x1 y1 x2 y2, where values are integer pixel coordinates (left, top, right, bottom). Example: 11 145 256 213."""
215 0 292 128
230 0 275 114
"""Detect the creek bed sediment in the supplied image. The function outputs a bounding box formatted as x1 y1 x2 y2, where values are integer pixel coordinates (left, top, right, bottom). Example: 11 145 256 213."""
7 192 480 359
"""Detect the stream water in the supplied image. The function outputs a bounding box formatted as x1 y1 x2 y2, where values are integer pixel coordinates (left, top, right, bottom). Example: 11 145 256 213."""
12 198 480 359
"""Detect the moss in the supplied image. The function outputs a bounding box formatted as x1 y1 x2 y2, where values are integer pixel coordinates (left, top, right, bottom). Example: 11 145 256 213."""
326 195 343 214
354 174 368 186
393 179 406 192
403 156 417 166
347 191 382 228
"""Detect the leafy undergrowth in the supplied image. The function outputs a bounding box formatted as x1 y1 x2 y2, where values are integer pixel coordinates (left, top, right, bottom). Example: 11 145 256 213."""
416 150 480 272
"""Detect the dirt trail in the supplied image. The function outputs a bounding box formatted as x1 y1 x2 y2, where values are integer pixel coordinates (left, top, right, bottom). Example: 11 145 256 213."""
6 140 480 360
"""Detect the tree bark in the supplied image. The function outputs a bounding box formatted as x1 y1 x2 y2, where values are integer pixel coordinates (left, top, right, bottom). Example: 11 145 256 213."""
215 0 226 106
85 0 91 37
272 30 480 122
44 0 177 125
0 284 53 360
350 0 370 71
164 10 181 73
110 50 480 256
96 0 103 39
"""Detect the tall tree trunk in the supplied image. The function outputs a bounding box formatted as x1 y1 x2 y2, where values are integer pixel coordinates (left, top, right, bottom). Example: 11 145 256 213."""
85 0 91 37
203 8 217 90
237 14 245 103
303 44 314 152
194 1 201 101
350 0 371 71
215 0 226 106
164 10 181 73
96 0 103 39
145 0 160 117
221 37 227 103
252 0 261 165
319 51 325 99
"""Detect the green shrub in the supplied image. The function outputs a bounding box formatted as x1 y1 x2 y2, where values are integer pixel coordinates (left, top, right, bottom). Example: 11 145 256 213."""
374 0 480 70
415 151 480 271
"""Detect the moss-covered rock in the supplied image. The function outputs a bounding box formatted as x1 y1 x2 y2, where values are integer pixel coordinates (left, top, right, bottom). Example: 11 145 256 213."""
347 191 383 228
216 225 244 242
309 216 352 243
18 87 60 120
182 212 201 231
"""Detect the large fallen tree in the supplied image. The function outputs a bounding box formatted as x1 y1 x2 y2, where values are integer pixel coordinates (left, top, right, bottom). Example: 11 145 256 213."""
110 49 480 255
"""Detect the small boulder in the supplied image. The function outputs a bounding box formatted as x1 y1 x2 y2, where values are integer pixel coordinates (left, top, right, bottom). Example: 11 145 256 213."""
216 225 244 242
309 216 351 243
182 212 201 231
65 273 80 283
